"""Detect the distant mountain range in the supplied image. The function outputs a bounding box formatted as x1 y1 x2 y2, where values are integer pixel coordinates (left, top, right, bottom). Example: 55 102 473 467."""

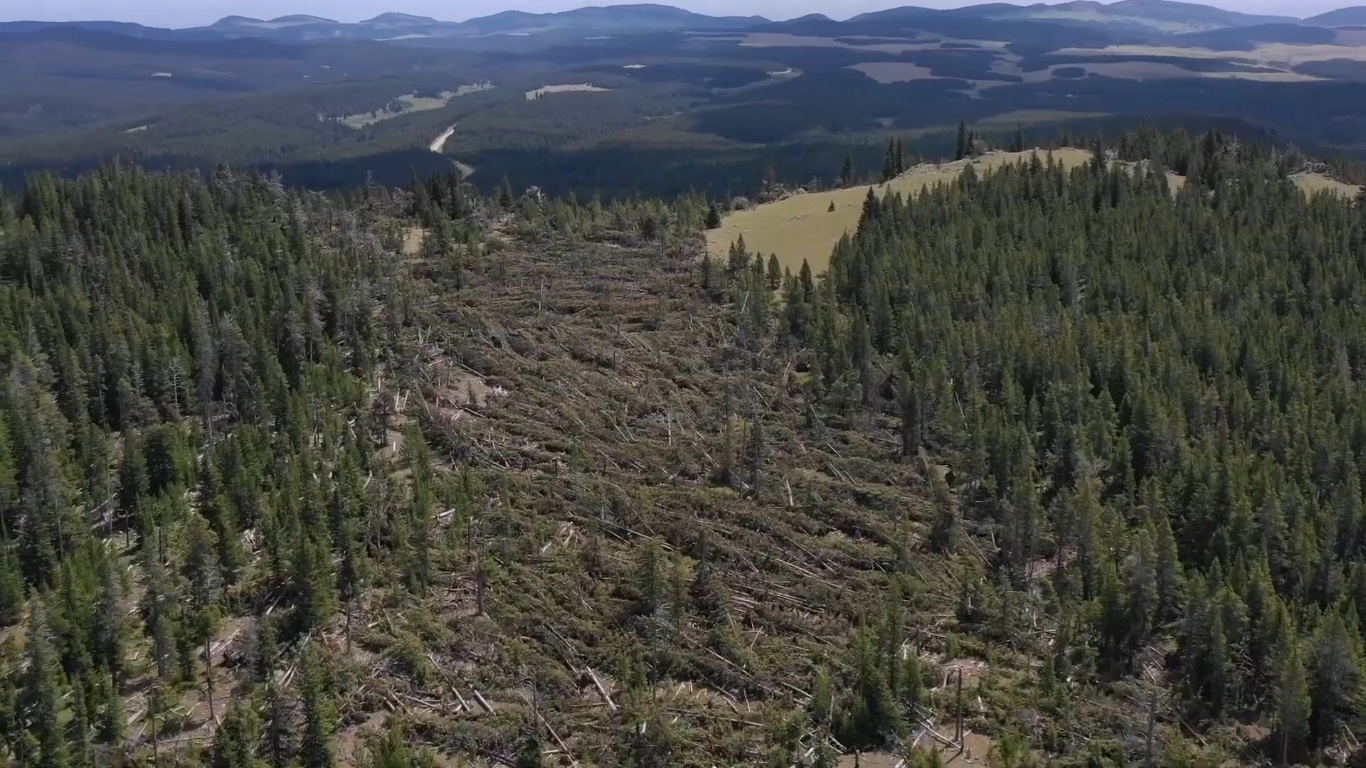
3 0 1366 42
155 4 763 42
1305 6 1366 25
848 0 1366 32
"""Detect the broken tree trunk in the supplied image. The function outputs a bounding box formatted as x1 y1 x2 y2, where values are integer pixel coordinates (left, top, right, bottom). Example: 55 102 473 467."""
588 669 617 711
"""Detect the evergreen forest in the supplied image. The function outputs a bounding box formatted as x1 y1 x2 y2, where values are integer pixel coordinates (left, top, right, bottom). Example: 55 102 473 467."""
0 128 1365 768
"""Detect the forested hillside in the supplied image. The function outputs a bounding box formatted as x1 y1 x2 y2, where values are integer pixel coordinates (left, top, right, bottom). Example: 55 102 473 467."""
1 128 1365 768
0 165 438 767
796 131 1366 764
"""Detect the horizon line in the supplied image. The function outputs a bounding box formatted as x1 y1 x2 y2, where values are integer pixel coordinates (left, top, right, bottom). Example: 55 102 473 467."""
2 0 1339 29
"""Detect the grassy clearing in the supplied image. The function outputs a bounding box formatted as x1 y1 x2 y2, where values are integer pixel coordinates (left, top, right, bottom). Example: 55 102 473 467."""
706 149 1094 274
1058 42 1366 65
341 94 452 128
1198 69 1324 81
1067 61 1320 81
403 226 427 256
524 83 613 100
338 84 493 129
1292 172 1362 198
709 153 1345 278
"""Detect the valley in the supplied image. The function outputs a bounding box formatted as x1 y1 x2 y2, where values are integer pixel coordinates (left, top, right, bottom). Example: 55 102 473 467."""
6 0 1366 198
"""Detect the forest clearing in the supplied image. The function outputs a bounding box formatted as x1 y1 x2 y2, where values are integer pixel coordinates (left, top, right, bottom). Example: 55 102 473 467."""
707 147 1357 274
705 148 1095 274
524 84 613 100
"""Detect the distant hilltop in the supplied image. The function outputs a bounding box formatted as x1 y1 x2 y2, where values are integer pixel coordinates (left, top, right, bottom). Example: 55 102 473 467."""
4 1 1366 44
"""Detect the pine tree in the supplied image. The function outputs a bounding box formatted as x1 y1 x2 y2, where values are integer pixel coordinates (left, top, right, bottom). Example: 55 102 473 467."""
0 542 24 625
263 681 292 768
364 725 437 768
214 698 262 768
705 203 722 230
898 376 920 459
22 601 68 768
838 628 900 748
68 684 94 768
97 671 124 747
292 530 336 634
808 667 833 731
92 551 124 683
330 476 363 654
1153 513 1184 624
1308 612 1363 747
799 260 814 302
298 642 336 768
901 649 924 714
840 151 854 186
766 254 782 292
515 716 544 768
955 120 968 161
184 513 222 721
142 547 179 683
1273 624 1310 764
255 619 280 683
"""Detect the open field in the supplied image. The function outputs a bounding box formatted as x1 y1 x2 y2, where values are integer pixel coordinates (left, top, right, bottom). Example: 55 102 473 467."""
986 54 1323 83
1044 61 1322 81
338 84 493 128
340 94 452 128
708 150 1352 275
793 33 1347 87
1292 171 1362 198
707 149 1095 274
1058 42 1366 65
525 83 613 100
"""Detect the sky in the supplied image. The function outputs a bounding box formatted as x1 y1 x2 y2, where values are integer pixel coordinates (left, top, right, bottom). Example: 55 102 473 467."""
1 0 1349 28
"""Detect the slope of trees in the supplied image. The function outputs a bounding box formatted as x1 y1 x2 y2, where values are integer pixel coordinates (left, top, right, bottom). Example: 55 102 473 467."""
0 164 434 766
5 125 1366 767
774 128 1366 763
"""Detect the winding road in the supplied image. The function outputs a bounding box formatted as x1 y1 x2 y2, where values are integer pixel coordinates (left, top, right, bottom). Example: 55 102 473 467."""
429 125 475 179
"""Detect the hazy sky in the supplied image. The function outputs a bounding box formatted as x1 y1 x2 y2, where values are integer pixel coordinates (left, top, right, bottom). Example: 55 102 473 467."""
2 0 1347 28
